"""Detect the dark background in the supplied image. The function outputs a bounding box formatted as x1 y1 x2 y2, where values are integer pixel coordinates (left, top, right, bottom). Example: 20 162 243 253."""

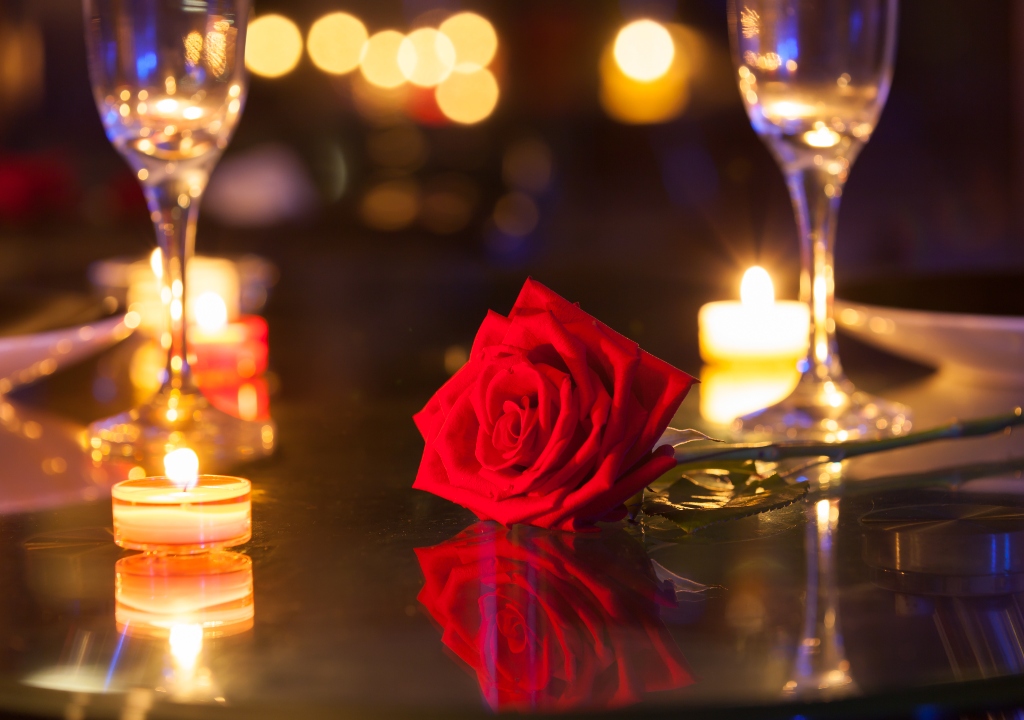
0 0 1020 408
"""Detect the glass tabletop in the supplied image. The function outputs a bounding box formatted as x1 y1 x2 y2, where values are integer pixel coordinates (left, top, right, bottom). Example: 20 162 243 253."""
0 267 1022 720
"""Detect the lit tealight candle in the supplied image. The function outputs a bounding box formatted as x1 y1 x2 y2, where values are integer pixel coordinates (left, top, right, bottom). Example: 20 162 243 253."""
114 551 255 639
189 293 269 381
698 266 810 365
125 249 241 335
111 448 251 553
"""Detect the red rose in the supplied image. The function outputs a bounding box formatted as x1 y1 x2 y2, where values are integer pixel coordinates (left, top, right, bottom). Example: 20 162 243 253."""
416 522 692 712
413 279 694 530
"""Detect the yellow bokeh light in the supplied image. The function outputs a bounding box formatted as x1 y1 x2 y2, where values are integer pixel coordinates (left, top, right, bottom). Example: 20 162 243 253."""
600 23 700 124
439 12 498 73
360 179 419 231
435 67 499 124
245 14 303 79
360 30 407 89
398 28 456 87
613 19 674 82
308 12 367 75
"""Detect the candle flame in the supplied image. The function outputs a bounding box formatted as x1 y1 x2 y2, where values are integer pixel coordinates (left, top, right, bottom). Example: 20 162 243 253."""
194 291 228 333
803 122 841 148
740 266 774 308
164 447 199 490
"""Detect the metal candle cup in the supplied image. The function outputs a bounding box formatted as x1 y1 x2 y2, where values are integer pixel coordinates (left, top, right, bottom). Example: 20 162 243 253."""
111 475 251 554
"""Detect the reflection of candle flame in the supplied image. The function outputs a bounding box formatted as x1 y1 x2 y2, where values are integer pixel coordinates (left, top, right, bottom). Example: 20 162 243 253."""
164 447 199 489
169 623 203 670
803 122 841 148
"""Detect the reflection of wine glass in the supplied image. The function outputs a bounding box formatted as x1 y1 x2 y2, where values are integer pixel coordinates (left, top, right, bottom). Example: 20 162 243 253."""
728 0 909 440
784 499 856 698
84 0 268 470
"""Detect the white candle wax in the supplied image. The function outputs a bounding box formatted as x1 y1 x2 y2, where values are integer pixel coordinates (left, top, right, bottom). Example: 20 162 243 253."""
699 300 809 364
698 266 810 364
112 475 251 553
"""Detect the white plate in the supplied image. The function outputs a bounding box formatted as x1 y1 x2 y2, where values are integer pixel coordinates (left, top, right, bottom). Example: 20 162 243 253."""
0 314 131 392
835 299 1024 385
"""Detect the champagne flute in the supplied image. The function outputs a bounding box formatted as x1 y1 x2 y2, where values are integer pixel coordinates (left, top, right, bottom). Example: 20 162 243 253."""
84 0 269 470
728 0 909 441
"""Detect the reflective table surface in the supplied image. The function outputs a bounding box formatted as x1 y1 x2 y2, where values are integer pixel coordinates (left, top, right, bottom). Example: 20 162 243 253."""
0 251 1023 720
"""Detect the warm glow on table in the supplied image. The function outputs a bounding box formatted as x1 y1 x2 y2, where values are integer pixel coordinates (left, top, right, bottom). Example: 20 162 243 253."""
115 552 254 638
699 266 810 364
111 465 251 553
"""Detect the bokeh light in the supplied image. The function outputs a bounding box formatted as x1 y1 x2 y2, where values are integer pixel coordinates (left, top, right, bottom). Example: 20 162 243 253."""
613 20 675 82
397 28 456 87
493 192 538 236
308 12 367 75
420 173 477 235
600 23 700 124
360 179 419 230
245 15 303 79
503 138 553 194
367 124 427 170
360 30 408 89
435 68 499 124
439 12 498 73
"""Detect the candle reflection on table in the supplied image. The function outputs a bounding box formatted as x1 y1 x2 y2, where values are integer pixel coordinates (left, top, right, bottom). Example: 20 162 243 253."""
699 362 800 428
114 551 254 639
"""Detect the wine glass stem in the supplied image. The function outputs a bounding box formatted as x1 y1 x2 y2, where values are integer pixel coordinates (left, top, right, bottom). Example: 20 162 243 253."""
143 177 204 394
787 168 844 383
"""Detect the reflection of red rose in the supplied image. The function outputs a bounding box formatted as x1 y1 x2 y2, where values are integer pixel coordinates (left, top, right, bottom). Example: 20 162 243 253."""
416 522 692 711
414 279 694 530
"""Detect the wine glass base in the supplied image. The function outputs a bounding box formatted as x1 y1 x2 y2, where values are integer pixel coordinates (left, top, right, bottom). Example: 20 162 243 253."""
732 374 911 442
88 387 275 475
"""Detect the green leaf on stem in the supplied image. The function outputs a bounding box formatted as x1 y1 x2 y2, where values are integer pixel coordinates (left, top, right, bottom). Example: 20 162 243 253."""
640 461 807 535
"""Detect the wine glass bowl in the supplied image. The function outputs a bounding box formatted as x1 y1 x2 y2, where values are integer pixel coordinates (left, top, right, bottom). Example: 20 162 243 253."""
84 0 272 472
728 0 909 441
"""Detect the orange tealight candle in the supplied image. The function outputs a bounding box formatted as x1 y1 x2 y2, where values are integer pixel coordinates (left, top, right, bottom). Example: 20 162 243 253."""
110 449 251 554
